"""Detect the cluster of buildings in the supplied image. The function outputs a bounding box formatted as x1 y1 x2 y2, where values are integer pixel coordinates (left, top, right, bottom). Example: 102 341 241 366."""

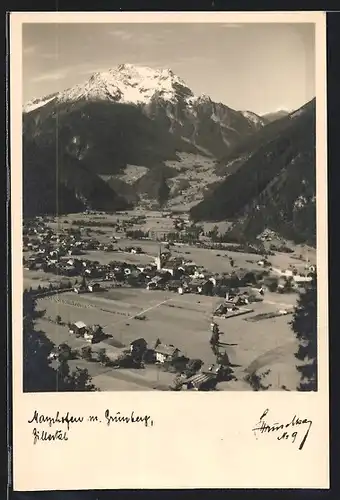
23 218 315 302
23 219 143 277
64 320 231 390
23 220 99 269
23 220 279 300
271 264 316 286
68 319 182 363
69 322 105 343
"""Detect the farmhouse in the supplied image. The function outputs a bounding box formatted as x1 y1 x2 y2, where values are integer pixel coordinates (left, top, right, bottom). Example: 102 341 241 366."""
186 278 214 295
191 269 206 279
162 265 182 277
84 325 103 343
154 343 180 363
146 275 167 290
69 321 87 336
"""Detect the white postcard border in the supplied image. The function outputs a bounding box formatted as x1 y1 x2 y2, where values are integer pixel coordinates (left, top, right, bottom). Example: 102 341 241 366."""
11 11 329 491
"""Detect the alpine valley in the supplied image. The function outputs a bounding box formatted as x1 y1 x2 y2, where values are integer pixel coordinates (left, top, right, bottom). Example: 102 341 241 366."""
23 63 316 245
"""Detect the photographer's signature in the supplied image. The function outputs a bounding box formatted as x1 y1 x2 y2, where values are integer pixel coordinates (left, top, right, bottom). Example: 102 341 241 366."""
252 409 313 450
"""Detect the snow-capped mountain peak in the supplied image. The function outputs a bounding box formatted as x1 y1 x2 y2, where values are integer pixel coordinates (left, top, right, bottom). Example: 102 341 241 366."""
24 64 195 112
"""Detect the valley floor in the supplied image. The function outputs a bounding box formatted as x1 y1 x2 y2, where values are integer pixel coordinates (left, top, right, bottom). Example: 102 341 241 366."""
24 210 315 392
35 286 299 392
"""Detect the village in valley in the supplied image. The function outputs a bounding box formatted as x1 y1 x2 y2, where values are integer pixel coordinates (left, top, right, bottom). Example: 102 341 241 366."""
23 209 317 392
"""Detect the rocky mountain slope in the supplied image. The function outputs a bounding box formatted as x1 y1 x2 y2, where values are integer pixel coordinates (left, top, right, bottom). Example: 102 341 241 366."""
190 99 316 246
23 64 265 215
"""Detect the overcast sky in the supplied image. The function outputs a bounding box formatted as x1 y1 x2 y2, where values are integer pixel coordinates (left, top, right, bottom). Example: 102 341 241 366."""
22 22 315 115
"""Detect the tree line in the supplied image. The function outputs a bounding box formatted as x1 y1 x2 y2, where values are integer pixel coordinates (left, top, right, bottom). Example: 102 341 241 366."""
23 289 97 392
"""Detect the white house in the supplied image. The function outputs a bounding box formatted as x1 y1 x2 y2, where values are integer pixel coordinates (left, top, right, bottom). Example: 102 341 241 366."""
154 344 180 363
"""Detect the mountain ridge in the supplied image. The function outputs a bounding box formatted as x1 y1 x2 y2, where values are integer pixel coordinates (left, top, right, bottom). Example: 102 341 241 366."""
23 64 266 215
23 64 316 245
262 109 291 123
190 98 316 246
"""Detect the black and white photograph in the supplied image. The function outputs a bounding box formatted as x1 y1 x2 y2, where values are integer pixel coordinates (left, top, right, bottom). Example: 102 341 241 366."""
10 11 330 491
22 20 318 393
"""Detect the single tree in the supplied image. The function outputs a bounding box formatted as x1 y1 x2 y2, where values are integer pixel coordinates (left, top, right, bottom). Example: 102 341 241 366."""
267 279 278 292
244 369 272 391
291 278 317 391
97 348 109 365
23 294 56 392
80 345 93 361
210 225 219 242
58 343 72 362
57 362 96 391
157 173 170 207
66 368 97 392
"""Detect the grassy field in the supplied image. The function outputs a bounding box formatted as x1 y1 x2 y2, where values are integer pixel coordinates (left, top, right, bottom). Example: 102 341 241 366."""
36 285 299 391
24 269 72 290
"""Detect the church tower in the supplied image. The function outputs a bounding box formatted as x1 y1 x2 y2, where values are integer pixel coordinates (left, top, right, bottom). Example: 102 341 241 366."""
155 244 162 271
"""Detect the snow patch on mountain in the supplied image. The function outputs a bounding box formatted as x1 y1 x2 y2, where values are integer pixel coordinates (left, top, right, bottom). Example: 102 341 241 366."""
23 94 58 113
240 110 266 129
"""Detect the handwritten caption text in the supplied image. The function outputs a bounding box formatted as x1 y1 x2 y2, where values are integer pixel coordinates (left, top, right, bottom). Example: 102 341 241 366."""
28 409 154 444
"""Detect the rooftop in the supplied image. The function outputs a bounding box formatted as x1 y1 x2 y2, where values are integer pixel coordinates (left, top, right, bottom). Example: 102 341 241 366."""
73 321 87 329
155 344 179 356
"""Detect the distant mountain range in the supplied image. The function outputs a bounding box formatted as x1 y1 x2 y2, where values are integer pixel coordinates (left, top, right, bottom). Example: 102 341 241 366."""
190 99 316 246
23 64 316 245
